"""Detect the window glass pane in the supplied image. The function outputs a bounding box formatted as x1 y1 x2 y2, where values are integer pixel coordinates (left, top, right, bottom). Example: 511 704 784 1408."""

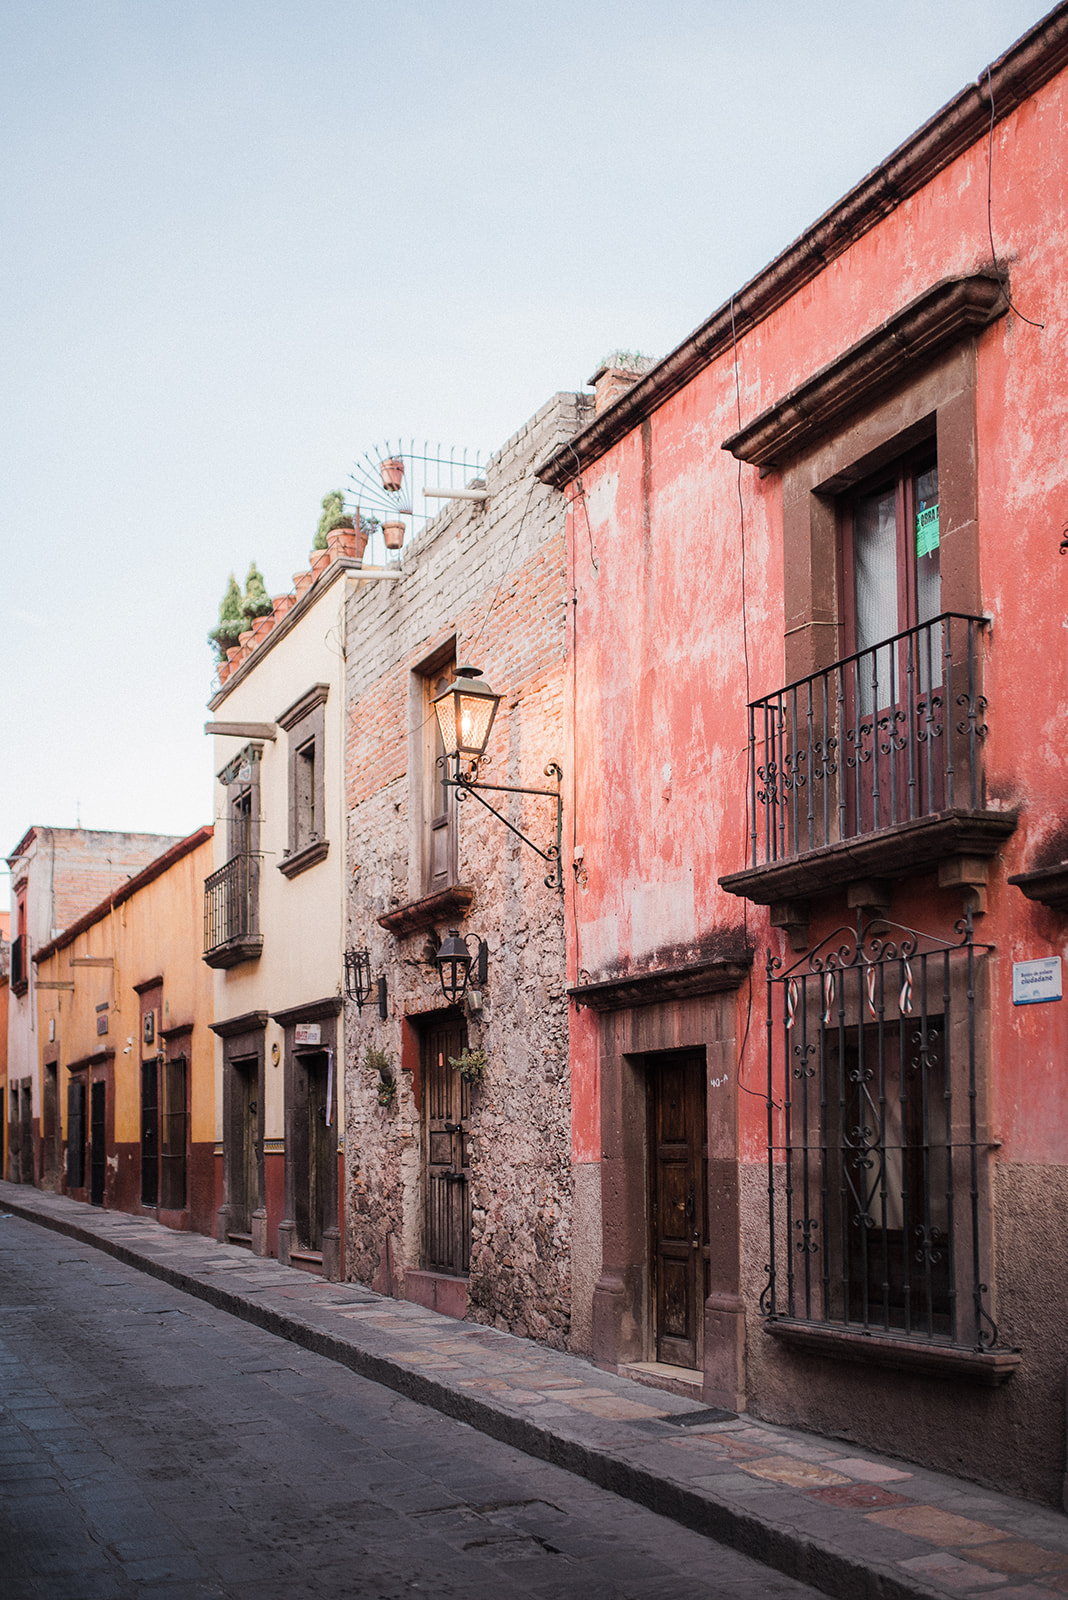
854 486 898 653
854 485 898 711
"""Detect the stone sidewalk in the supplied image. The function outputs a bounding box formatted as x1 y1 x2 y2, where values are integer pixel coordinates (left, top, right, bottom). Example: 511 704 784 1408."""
3 1180 1067 1600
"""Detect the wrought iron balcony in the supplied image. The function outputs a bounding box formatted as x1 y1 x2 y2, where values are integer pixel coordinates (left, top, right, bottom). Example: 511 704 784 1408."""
203 853 262 969
722 614 1015 906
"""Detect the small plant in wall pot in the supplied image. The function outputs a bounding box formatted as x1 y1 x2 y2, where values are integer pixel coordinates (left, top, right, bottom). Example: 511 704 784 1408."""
449 1046 487 1085
363 1045 396 1107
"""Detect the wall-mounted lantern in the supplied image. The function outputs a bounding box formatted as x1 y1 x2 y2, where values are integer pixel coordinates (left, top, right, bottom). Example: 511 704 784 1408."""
345 947 388 1019
435 928 488 1005
432 666 500 763
431 665 563 891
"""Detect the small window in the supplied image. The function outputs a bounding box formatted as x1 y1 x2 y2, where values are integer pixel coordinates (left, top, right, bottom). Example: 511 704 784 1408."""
418 658 457 895
278 684 329 878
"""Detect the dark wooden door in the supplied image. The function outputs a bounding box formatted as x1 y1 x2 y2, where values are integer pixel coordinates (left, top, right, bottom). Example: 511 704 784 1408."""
42 1066 59 1188
648 1054 708 1369
141 1058 159 1206
423 1020 470 1275
19 1083 33 1184
90 1080 106 1206
66 1081 85 1189
294 1051 332 1252
229 1058 258 1238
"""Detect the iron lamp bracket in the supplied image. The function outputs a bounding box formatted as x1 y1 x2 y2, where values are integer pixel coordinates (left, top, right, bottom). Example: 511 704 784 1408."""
443 759 563 891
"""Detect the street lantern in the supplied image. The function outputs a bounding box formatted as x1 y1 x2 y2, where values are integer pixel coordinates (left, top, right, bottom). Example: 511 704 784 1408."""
431 666 500 763
435 928 488 1004
345 948 373 1009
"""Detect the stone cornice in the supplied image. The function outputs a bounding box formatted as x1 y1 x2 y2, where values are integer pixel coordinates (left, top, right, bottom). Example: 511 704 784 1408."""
721 273 1007 471
537 5 1068 489
209 1009 269 1038
378 884 477 938
568 954 753 1012
270 995 344 1027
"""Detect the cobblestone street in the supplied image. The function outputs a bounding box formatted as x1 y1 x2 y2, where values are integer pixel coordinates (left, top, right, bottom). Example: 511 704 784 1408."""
0 1214 820 1599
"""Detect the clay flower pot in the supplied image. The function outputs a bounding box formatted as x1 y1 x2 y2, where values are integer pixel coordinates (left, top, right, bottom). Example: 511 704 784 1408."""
382 520 406 551
380 456 405 492
327 528 357 560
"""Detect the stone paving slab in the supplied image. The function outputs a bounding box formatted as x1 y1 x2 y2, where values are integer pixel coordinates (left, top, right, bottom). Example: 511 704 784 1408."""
4 1180 1068 1600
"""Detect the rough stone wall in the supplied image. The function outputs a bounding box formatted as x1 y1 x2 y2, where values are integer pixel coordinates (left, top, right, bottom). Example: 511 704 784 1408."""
738 1158 1068 1507
344 392 592 1349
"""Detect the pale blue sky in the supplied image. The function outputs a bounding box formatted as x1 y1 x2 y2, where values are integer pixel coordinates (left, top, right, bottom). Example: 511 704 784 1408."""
0 0 1051 896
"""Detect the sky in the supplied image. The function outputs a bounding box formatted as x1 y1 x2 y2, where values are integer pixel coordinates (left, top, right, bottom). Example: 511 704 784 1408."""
0 0 1053 902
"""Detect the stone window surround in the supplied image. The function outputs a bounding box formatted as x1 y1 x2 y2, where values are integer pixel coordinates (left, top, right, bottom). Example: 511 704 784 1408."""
277 684 330 879
718 271 1016 931
218 742 263 863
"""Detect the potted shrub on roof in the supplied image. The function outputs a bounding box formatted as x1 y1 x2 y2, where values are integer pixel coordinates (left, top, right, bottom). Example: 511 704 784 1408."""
315 489 370 560
242 562 274 624
209 572 246 663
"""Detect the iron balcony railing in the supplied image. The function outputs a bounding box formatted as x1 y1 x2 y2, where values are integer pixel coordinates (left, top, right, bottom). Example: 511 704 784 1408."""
203 853 259 955
747 613 988 867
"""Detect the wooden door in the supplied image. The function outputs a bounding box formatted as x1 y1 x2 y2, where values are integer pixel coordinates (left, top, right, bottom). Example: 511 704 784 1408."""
229 1058 258 1238
90 1080 106 1206
141 1058 159 1205
42 1066 59 1187
294 1051 332 1252
18 1083 33 1184
648 1054 708 1369
423 1020 470 1275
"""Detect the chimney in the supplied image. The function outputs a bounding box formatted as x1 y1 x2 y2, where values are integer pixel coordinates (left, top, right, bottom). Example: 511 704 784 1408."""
588 350 658 416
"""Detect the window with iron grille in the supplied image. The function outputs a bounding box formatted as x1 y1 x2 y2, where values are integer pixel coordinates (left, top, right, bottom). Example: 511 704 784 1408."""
763 915 1001 1352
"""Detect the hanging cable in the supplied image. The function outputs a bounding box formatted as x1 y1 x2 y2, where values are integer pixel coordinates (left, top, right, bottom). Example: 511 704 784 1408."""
985 66 1044 330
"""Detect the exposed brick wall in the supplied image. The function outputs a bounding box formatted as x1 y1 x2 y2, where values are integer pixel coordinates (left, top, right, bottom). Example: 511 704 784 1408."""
9 829 181 946
344 392 591 1348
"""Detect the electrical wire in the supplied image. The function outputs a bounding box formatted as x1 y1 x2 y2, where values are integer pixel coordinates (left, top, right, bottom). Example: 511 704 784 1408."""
729 294 775 1108
985 66 1044 330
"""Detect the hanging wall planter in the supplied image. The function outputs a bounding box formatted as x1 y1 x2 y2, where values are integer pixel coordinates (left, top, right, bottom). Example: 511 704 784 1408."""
382 520 406 551
380 456 405 492
449 1046 487 1085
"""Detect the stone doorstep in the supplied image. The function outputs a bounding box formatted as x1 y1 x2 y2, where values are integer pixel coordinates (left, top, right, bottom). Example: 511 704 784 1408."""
7 1182 1068 1600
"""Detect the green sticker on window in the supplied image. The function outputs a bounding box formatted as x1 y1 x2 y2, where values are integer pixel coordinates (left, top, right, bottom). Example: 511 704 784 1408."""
916 502 939 557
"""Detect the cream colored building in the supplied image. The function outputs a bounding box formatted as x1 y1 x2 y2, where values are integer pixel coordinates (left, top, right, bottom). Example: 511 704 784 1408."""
205 535 388 1278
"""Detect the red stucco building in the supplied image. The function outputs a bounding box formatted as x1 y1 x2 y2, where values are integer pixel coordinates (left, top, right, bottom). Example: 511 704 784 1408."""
541 7 1068 1505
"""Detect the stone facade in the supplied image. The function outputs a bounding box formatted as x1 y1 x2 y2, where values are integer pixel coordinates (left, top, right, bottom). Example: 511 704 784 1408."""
344 392 591 1347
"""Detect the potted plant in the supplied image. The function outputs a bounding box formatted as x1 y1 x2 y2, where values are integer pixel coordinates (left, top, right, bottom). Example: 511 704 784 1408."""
380 456 404 492
316 491 374 559
449 1046 487 1085
364 1044 397 1107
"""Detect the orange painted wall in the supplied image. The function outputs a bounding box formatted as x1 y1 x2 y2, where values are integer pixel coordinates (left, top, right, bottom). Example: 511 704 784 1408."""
33 829 217 1235
567 60 1068 1173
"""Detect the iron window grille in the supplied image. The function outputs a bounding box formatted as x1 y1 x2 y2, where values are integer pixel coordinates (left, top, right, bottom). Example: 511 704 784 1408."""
747 613 988 867
763 913 1001 1351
